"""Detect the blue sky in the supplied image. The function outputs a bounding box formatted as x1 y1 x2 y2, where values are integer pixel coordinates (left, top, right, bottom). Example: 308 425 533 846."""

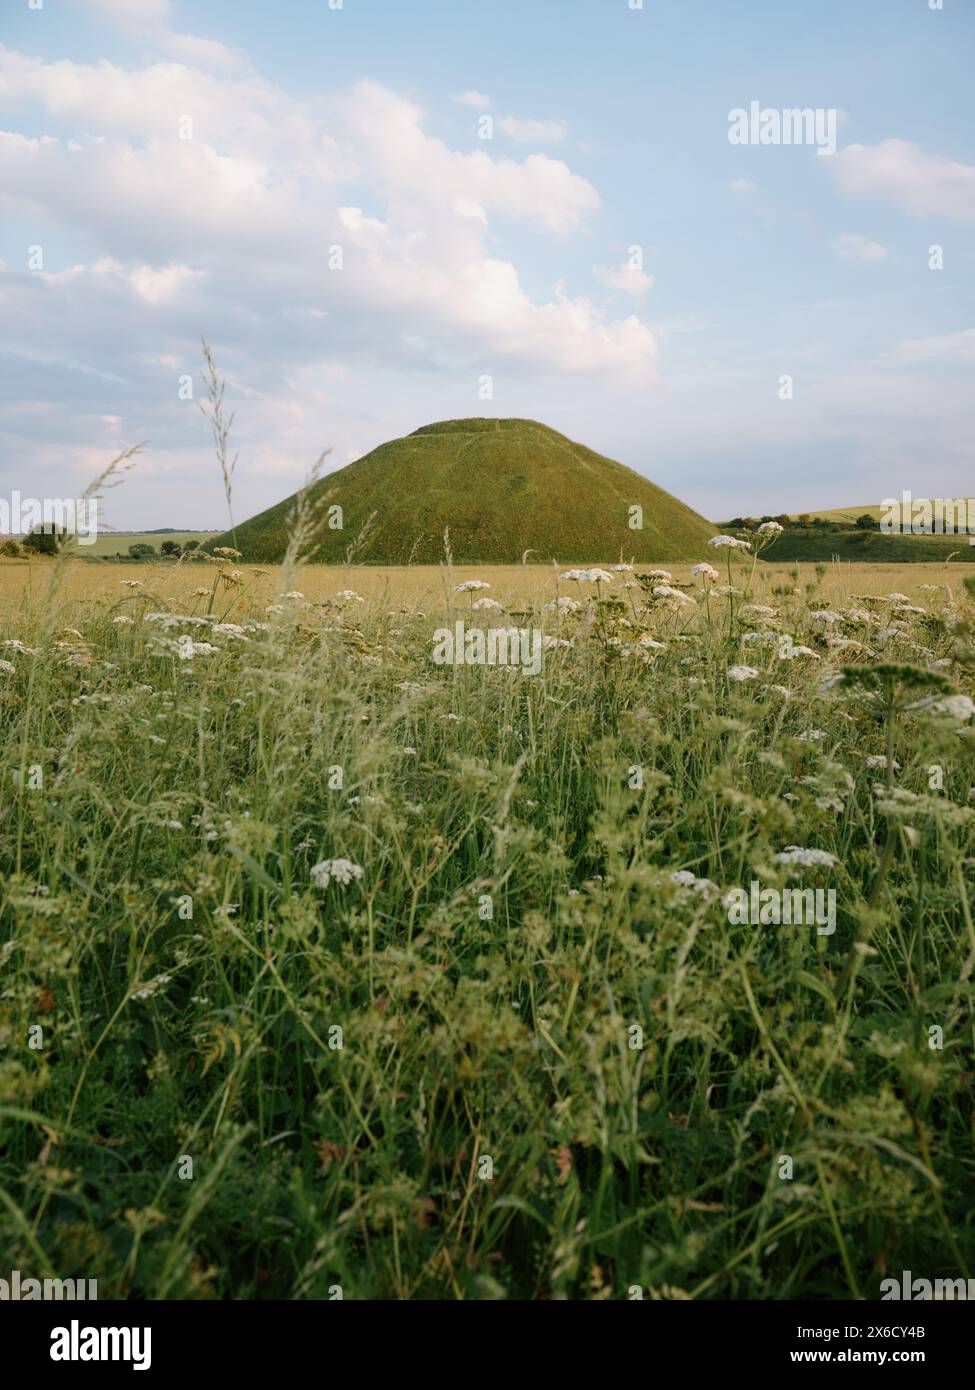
1 0 972 530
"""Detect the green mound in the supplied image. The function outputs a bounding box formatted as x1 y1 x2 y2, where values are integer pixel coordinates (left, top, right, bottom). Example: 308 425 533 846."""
208 418 716 564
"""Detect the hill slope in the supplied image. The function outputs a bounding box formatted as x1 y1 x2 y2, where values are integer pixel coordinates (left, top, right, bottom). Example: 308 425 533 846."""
208 418 716 564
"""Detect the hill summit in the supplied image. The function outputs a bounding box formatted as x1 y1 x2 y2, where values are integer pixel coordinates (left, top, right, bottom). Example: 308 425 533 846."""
210 418 716 564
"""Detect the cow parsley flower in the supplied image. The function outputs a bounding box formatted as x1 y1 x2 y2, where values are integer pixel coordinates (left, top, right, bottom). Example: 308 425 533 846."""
727 665 760 681
773 846 838 867
311 858 364 888
671 870 719 896
708 535 751 551
908 693 975 722
453 579 491 592
655 585 695 606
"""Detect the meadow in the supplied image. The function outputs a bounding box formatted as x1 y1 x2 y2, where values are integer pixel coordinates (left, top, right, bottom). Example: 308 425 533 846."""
1 546 974 1299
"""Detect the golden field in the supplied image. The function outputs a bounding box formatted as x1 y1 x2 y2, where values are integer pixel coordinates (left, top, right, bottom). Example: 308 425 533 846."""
3 555 974 620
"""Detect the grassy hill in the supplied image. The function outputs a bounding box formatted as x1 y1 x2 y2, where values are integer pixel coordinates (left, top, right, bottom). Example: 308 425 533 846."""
789 505 880 524
207 418 717 564
84 530 220 558
754 530 975 563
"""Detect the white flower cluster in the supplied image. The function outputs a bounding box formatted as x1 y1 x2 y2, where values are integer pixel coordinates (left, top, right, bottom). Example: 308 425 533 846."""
311 858 364 888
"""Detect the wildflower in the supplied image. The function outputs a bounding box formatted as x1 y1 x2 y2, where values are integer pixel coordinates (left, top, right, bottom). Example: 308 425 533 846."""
797 729 827 741
335 589 364 603
453 580 491 592
864 754 900 770
671 870 719 896
0 659 15 675
757 520 784 535
311 858 364 888
773 846 838 867
112 615 134 625
692 563 719 580
727 665 760 681
402 746 417 756
130 973 172 1001
121 580 142 588
281 591 305 600
809 610 843 623
612 563 634 573
908 693 975 722
708 535 751 551
558 568 613 584
655 585 696 606
645 569 673 580
544 597 582 613
472 597 503 610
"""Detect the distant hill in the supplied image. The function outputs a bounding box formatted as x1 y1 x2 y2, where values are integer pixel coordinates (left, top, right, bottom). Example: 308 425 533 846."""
789 506 880 524
206 418 717 564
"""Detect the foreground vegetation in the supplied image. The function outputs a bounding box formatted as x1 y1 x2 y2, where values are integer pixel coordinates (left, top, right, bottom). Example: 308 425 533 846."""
1 544 974 1299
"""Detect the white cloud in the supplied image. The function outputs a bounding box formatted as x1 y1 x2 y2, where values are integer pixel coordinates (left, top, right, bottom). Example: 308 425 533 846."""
831 233 888 262
452 90 491 108
71 0 172 26
66 0 244 72
728 177 756 193
831 139 975 219
888 329 975 366
593 263 653 298
498 116 568 145
0 42 657 507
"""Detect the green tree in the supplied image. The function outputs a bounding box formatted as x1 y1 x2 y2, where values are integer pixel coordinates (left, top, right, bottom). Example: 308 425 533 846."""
23 525 65 555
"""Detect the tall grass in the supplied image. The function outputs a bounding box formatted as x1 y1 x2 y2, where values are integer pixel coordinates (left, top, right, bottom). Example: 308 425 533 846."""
1 541 974 1299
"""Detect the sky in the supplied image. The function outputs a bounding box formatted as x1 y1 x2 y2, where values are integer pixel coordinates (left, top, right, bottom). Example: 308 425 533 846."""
0 0 973 531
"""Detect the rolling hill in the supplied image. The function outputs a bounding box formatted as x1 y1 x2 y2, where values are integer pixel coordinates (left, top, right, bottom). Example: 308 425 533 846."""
207 418 717 564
